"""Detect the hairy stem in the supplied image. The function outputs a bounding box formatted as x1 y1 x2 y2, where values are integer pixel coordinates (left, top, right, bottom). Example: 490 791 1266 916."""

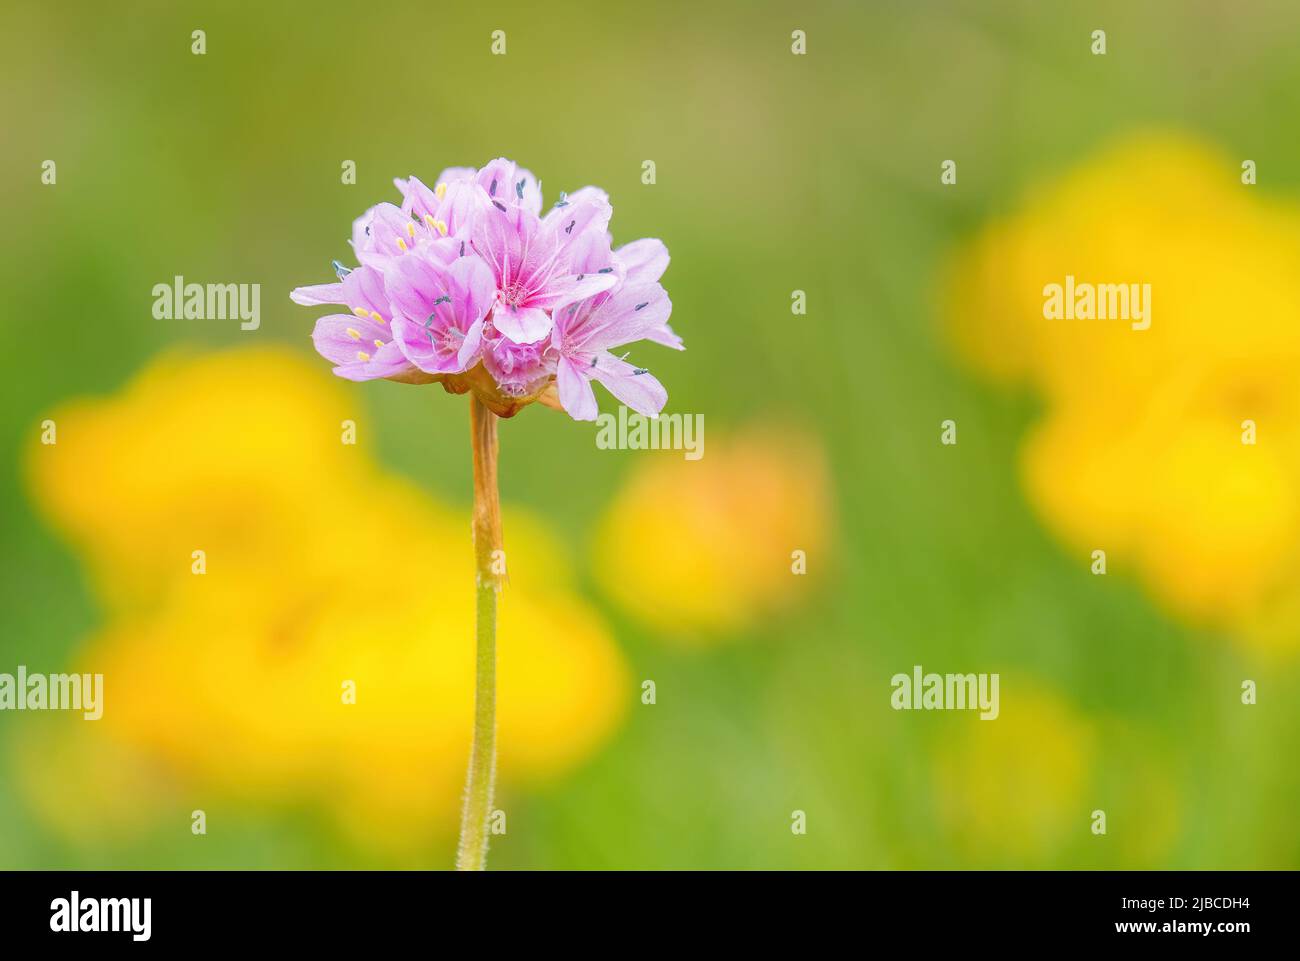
456 394 502 871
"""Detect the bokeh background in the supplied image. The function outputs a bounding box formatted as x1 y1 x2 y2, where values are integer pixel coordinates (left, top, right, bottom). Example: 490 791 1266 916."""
3 0 1300 869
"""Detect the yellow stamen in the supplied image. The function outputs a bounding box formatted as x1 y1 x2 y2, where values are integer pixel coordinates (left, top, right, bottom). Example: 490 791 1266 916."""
356 351 371 362
345 327 362 341
397 238 408 252
432 218 448 236
435 182 447 200
352 307 369 318
406 221 416 239
373 339 385 349
369 310 385 324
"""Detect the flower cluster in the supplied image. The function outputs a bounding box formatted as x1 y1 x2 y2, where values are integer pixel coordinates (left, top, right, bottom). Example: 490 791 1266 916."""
24 347 630 851
944 133 1300 650
292 158 681 419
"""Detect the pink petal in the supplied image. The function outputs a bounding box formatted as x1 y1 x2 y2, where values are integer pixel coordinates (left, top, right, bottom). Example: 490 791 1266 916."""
475 158 543 215
387 251 453 322
557 356 600 421
448 254 496 325
342 265 390 319
580 283 672 352
397 175 441 219
531 269 618 311
492 303 553 343
435 166 477 186
643 322 685 351
470 201 541 285
615 238 670 284
290 282 345 306
590 353 667 417
311 314 388 366
544 189 612 256
457 317 485 370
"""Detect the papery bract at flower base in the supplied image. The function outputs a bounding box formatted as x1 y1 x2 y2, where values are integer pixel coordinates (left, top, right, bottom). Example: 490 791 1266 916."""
431 362 561 419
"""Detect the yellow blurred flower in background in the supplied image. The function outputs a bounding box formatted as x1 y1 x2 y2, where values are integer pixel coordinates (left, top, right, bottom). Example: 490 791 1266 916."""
590 424 832 641
934 687 1092 864
945 133 1300 651
21 347 628 855
933 683 1179 867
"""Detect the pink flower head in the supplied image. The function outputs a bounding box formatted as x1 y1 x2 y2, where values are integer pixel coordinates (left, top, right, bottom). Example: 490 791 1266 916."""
291 157 682 418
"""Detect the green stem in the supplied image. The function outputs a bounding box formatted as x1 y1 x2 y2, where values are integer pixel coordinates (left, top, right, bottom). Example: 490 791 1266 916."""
456 395 501 871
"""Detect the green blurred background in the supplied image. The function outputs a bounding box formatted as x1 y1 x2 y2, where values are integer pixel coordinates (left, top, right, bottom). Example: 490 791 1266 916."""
2 0 1299 869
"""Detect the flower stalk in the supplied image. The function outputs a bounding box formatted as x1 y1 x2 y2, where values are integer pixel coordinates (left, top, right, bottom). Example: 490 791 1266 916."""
456 394 502 871
290 157 680 868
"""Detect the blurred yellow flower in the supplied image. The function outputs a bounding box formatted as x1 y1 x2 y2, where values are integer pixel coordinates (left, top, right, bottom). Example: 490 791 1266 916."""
944 133 1300 651
21 346 628 854
591 424 831 640
932 684 1179 867
934 688 1091 864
